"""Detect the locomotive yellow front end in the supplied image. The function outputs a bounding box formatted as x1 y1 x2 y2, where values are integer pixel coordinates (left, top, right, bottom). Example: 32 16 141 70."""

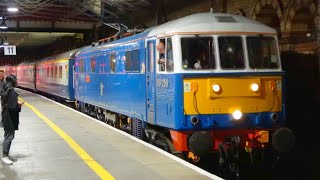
182 75 289 152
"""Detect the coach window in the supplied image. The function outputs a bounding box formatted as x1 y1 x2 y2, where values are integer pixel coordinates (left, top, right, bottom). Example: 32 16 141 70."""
54 66 58 78
65 65 68 78
59 66 62 78
181 37 215 70
218 36 245 69
110 54 116 73
246 36 279 69
47 67 49 77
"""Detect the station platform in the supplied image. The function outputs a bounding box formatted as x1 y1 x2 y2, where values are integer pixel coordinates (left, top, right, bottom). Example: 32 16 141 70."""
0 89 223 180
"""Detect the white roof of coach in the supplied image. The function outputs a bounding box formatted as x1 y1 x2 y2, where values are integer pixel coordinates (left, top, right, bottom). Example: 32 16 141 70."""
148 12 276 36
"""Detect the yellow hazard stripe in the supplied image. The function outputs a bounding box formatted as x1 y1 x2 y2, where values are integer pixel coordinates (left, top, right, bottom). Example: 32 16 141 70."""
19 97 115 180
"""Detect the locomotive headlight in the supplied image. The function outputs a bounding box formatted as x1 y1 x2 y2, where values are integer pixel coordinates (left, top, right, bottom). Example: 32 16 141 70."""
250 83 259 92
212 84 221 93
232 110 242 120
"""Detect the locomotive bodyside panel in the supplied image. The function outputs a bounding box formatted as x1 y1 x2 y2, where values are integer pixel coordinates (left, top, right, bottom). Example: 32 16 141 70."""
154 74 177 128
75 36 147 120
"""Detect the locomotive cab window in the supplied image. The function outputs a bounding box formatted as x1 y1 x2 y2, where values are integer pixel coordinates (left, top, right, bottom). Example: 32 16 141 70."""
218 36 245 69
157 38 174 72
181 37 215 70
247 36 279 69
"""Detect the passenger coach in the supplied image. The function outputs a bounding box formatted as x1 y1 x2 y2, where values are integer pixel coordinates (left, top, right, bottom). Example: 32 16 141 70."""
36 49 80 101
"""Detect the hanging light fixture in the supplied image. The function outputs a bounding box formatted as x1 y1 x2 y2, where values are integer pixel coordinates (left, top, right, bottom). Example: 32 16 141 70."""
7 3 19 12
7 7 18 12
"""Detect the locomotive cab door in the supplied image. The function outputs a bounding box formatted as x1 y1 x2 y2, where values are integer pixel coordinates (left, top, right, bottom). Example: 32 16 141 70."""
146 39 156 124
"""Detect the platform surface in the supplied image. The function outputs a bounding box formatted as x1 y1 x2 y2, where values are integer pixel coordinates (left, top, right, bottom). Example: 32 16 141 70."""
0 89 223 180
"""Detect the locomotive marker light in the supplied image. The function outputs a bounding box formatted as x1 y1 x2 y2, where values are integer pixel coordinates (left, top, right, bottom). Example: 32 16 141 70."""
250 83 259 92
232 110 242 120
212 84 221 93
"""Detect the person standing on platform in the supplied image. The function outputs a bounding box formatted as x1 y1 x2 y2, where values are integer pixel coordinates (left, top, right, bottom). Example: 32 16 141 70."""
0 72 4 127
1 75 23 165
0 73 4 144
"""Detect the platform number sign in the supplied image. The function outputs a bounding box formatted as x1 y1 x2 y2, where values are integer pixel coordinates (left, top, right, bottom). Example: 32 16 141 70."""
4 45 16 55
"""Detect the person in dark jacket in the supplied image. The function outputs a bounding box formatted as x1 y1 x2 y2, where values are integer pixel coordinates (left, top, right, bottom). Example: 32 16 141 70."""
1 75 23 165
0 74 4 128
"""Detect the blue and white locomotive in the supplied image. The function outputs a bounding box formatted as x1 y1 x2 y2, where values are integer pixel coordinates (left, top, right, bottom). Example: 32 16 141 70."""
74 12 294 163
12 12 294 171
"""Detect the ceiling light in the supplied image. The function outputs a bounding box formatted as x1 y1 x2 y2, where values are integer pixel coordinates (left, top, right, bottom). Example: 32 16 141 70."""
0 20 7 29
7 3 19 12
7 7 18 12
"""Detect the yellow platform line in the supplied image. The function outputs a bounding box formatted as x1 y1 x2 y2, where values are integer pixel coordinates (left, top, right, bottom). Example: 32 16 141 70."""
19 97 115 180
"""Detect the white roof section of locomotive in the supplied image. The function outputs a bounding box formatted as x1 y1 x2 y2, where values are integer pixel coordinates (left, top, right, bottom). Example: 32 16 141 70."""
148 12 276 36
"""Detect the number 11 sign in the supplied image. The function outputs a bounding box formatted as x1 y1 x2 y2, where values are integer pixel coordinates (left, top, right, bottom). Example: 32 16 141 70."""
4 45 16 55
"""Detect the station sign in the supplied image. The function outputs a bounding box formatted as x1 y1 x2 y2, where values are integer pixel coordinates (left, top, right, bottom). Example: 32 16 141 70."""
4 45 16 55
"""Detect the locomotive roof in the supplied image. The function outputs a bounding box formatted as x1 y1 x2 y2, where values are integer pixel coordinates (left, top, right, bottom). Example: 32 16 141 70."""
76 12 277 56
148 12 277 36
76 31 149 55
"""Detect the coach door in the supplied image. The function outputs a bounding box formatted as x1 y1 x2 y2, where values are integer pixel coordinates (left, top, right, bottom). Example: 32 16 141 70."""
146 40 156 124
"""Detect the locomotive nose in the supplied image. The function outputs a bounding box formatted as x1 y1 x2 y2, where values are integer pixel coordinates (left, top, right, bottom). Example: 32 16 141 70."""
272 127 295 153
188 131 213 157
